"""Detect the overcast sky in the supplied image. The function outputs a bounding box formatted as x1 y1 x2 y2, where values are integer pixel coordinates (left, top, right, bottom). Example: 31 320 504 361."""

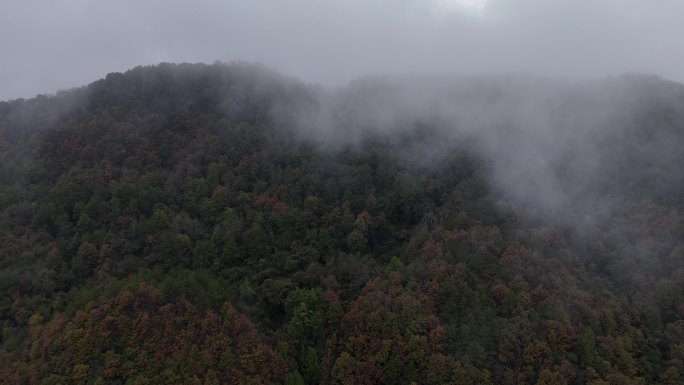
1 0 683 100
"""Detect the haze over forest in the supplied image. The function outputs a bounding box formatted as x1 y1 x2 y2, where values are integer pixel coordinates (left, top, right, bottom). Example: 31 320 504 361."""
1 1 683 385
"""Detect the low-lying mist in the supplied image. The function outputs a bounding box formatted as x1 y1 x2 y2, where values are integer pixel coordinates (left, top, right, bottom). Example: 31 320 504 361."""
274 73 684 221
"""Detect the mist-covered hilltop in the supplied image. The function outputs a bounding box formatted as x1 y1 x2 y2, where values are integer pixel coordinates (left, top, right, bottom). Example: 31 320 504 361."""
1 63 683 385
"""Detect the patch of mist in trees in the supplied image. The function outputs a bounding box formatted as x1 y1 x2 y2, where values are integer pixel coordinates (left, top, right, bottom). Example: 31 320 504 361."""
271 73 684 225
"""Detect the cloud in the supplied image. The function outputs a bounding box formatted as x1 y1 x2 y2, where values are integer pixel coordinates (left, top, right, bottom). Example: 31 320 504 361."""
272 70 684 222
2 0 683 100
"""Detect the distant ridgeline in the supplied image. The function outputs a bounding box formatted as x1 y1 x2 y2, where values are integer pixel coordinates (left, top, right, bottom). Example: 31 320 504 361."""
0 63 683 384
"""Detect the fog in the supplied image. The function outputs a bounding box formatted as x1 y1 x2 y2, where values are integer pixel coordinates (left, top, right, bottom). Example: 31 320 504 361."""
2 0 684 100
272 72 684 219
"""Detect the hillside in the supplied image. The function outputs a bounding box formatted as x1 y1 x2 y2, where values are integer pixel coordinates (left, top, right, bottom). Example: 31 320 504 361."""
0 63 683 385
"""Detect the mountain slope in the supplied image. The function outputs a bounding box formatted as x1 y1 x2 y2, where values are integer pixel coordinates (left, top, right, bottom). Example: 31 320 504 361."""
0 63 683 385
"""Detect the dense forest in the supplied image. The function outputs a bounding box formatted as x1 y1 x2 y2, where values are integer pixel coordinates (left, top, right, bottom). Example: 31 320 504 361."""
0 62 683 385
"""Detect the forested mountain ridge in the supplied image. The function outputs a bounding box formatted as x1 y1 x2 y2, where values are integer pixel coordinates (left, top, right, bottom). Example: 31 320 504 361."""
0 62 683 384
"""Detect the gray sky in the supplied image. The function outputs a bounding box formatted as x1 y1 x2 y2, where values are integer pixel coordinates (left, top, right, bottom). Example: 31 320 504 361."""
2 0 683 100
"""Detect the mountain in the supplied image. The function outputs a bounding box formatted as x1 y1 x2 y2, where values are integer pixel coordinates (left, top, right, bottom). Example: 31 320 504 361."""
0 62 683 385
